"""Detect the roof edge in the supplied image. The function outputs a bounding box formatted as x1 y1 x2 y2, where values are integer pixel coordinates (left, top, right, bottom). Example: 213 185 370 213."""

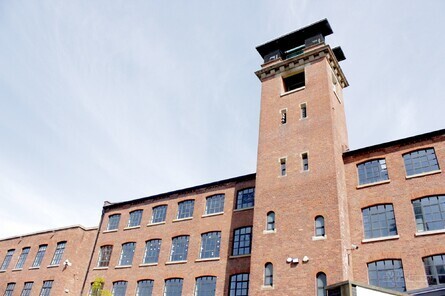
0 224 98 241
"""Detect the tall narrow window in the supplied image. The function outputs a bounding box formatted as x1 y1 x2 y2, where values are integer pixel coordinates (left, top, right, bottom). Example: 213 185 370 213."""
264 263 273 286
119 242 136 266
0 249 15 270
302 153 309 171
4 283 15 296
403 148 439 176
368 259 406 292
315 216 325 237
205 194 225 215
107 214 121 231
280 158 286 176
316 273 327 296
152 205 167 223
200 232 221 259
136 280 154 296
50 241 66 265
229 274 249 296
300 103 307 119
32 245 47 268
112 281 127 296
128 210 143 227
357 159 389 185
164 278 183 296
423 254 445 286
280 109 287 124
39 281 53 296
21 282 33 296
266 212 275 231
97 245 113 267
232 227 252 256
15 247 30 269
143 239 161 264
412 195 445 232
177 200 195 219
362 204 397 239
170 236 189 262
195 276 216 296
283 71 305 92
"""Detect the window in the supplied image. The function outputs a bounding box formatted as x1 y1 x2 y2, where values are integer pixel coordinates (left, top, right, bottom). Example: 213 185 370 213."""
170 236 189 261
32 245 47 267
4 283 15 296
232 227 252 256
403 148 439 176
229 273 249 296
357 159 389 185
107 214 121 231
264 263 273 286
315 216 325 237
280 158 286 176
266 212 275 231
136 280 154 296
195 276 216 296
200 232 221 259
112 281 127 296
50 241 66 265
97 245 113 267
119 242 135 266
316 273 327 296
423 254 445 286
300 103 307 119
0 249 14 270
152 205 167 223
283 71 305 92
15 247 30 269
143 239 161 264
280 109 287 124
164 278 183 296
205 194 225 214
21 282 33 296
128 210 143 227
90 281 104 296
236 188 255 209
413 195 445 232
302 153 309 171
40 281 53 296
368 259 406 292
177 200 195 219
362 204 397 239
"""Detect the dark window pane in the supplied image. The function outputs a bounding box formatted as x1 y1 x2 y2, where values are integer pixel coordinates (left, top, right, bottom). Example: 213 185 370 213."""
128 210 143 227
40 281 53 296
357 159 389 185
152 206 167 223
98 245 113 267
195 276 216 296
205 194 225 214
403 148 440 176
119 242 135 266
136 280 154 296
112 281 127 296
362 204 398 239
200 232 221 259
236 188 255 209
283 72 305 92
50 241 66 265
177 200 195 219
423 254 445 286
32 245 47 267
107 214 121 230
15 247 30 269
164 278 183 296
1 249 15 270
232 227 252 256
367 260 406 292
412 196 445 232
229 274 249 296
4 283 15 296
170 236 189 261
144 240 161 264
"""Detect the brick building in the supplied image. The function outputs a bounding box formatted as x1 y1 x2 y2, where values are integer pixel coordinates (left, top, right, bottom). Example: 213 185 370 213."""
1 19 445 296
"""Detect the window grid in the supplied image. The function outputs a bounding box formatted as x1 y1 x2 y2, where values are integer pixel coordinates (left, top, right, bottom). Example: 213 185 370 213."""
177 200 195 219
280 109 287 124
152 205 167 223
50 241 66 265
112 281 127 296
301 103 307 119
280 158 286 176
32 245 47 267
143 239 161 264
368 260 406 292
136 280 154 296
413 195 445 232
205 194 225 215
264 263 273 286
164 278 183 296
200 232 221 259
302 153 309 171
40 281 53 296
195 276 216 296
15 247 30 269
403 148 439 176
232 227 252 256
170 236 189 261
119 242 135 266
423 254 445 286
317 273 327 296
128 210 143 227
107 214 121 231
229 273 249 296
4 283 15 296
362 204 397 239
21 282 33 296
97 245 113 267
357 159 389 185
1 250 14 270
315 216 325 237
267 212 275 231
236 188 255 209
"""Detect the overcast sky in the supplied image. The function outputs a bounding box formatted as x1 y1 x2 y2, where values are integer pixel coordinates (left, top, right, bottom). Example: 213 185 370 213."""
1 1 444 239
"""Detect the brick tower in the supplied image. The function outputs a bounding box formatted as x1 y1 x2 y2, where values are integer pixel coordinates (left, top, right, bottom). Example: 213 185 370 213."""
250 19 351 295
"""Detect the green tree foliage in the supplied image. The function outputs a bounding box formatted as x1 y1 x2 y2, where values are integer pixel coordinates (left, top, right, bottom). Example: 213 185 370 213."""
91 277 112 296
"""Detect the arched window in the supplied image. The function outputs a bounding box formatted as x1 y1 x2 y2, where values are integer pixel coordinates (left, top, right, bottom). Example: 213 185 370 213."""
264 263 273 286
267 212 275 231
316 272 327 296
315 216 325 237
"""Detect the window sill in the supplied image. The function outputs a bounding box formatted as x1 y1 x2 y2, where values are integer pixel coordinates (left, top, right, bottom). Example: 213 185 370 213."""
362 235 399 243
229 254 251 259
47 264 59 268
406 170 441 180
165 260 187 265
301 169 310 173
0 270 5 273
263 230 277 234
93 266 109 270
12 268 22 272
139 263 158 267
147 221 166 227
115 265 132 269
195 257 220 263
356 179 390 189
280 86 305 97
312 235 327 241
28 266 40 270
123 225 141 231
415 229 445 237
103 229 118 233
202 212 224 218
261 285 274 290
233 207 254 213
172 217 193 223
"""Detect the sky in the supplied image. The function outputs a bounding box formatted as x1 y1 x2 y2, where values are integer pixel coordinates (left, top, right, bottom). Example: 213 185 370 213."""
1 1 444 239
